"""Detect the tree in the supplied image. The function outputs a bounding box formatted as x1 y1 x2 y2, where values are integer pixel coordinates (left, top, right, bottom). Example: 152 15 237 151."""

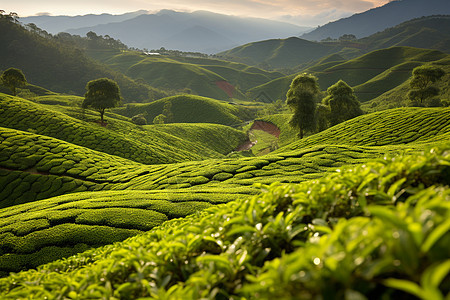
323 80 362 126
408 66 445 105
0 67 27 96
286 73 319 139
315 104 330 132
82 78 121 124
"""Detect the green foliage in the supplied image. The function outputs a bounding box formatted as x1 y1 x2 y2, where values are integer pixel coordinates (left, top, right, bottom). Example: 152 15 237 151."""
82 78 121 123
0 68 27 96
408 65 445 105
131 114 147 125
0 146 448 298
286 74 319 138
323 80 362 126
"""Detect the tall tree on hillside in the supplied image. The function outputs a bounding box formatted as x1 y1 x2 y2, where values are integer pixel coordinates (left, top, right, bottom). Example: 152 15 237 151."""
0 67 27 96
323 80 362 126
408 65 445 106
83 78 121 124
286 73 319 139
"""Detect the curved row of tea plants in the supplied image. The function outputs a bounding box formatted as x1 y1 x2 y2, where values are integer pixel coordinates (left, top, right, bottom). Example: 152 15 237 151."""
0 189 249 276
278 107 450 153
0 145 448 299
0 93 247 164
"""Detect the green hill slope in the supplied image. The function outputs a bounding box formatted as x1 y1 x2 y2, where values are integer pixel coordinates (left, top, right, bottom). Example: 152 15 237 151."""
0 94 247 164
0 18 165 102
217 37 342 69
97 52 283 100
360 15 450 53
248 47 448 103
114 94 254 125
0 144 448 298
277 107 450 153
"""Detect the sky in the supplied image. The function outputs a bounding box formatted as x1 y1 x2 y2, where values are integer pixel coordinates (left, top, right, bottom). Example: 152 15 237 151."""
3 0 391 26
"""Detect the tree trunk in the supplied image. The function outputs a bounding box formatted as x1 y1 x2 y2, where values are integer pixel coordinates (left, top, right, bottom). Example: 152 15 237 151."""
300 127 304 139
100 109 105 124
12 86 16 96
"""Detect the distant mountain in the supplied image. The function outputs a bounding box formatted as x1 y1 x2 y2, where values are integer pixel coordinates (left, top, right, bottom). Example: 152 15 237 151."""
62 10 310 54
217 37 342 69
301 0 450 41
360 15 450 53
20 10 148 34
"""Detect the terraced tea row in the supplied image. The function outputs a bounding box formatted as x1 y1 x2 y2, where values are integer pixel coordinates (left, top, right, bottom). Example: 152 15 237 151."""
278 107 450 152
0 189 246 276
0 94 247 164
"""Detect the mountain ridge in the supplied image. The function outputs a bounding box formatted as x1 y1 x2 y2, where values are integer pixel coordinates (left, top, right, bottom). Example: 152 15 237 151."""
301 0 450 41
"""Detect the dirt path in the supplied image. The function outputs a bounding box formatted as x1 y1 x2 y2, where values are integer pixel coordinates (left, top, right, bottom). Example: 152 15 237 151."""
235 120 281 151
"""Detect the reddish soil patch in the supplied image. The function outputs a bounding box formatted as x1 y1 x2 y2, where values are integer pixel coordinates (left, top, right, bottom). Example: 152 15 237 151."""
250 120 281 138
235 139 257 151
215 81 235 98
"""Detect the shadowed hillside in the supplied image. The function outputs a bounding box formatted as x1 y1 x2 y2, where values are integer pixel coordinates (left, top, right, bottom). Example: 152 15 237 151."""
0 18 167 102
301 0 450 41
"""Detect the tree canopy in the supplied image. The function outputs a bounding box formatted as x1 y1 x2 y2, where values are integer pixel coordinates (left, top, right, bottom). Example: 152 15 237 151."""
286 73 319 139
408 65 445 105
323 80 362 126
0 67 27 96
82 78 121 124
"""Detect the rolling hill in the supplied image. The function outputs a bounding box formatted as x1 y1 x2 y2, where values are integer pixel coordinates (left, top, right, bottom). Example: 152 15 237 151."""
217 37 343 70
359 15 450 53
301 0 450 41
113 94 255 125
0 93 247 165
89 51 284 100
247 46 449 103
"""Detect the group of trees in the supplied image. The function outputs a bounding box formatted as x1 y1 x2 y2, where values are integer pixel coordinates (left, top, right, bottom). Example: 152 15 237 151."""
286 74 362 138
286 64 446 139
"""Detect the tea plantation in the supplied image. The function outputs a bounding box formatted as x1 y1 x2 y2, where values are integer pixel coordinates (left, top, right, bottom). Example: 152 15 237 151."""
0 145 448 298
0 90 448 298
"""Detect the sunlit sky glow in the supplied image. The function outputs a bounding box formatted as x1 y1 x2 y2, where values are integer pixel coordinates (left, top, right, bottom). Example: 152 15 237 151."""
4 0 390 26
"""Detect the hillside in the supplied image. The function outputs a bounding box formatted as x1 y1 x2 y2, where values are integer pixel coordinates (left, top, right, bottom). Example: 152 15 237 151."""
247 46 448 103
113 94 255 126
90 51 284 100
360 15 450 53
217 37 342 69
0 18 165 102
62 10 310 54
301 0 450 41
0 93 247 165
